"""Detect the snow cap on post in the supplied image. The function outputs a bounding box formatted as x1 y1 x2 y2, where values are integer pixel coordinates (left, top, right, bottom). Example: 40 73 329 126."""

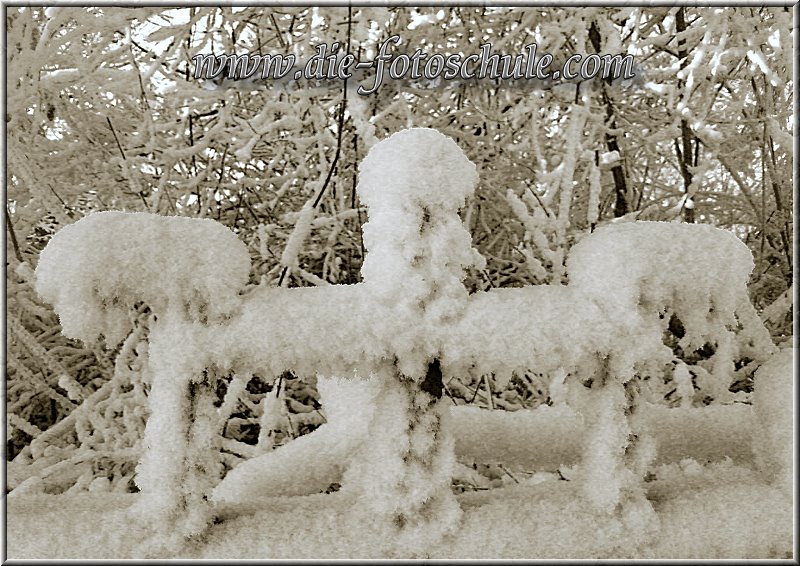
566 221 754 344
566 221 754 311
357 127 478 214
357 127 483 292
35 211 251 347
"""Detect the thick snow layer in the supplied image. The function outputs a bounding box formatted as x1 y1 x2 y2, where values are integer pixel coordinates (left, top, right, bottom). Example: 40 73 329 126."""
357 127 477 216
199 284 382 378
35 211 251 346
31 136 769 389
567 221 752 304
7 459 792 559
567 221 768 355
442 284 668 384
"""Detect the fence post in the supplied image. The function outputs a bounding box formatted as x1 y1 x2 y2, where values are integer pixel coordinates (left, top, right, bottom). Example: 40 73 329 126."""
338 128 485 554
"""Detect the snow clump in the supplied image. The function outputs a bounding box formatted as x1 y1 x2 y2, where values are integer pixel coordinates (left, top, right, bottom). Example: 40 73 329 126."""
35 211 251 346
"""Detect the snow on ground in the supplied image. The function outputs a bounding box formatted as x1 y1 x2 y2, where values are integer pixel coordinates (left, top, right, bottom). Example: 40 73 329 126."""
6 458 792 559
7 386 793 559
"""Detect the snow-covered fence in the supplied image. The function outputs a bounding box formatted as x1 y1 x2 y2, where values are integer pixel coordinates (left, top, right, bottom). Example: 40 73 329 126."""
34 127 778 554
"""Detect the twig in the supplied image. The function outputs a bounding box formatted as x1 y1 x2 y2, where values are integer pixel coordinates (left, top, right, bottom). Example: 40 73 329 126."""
106 117 127 160
481 269 496 289
46 183 66 208
6 206 23 262
240 192 263 225
284 405 296 438
525 184 553 218
215 144 229 193
130 39 150 54
469 375 485 404
270 13 286 49
311 7 351 210
128 43 151 112
442 382 459 405
498 464 519 484
277 265 289 287
352 132 365 265
162 180 177 215
278 9 351 290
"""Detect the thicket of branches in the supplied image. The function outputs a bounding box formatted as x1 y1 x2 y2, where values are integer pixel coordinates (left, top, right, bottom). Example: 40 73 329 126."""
5 7 793 490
